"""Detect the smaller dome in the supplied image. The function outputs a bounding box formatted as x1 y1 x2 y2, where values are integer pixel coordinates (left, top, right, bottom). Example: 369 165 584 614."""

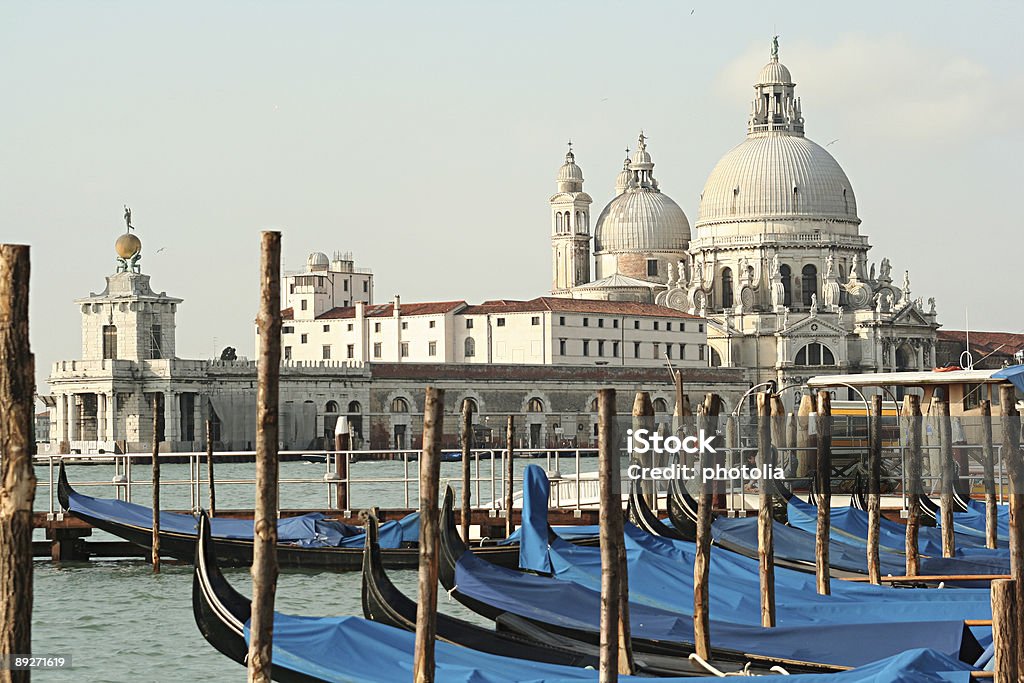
307 252 330 270
757 58 793 85
115 232 141 259
631 146 652 167
557 151 584 183
614 153 633 195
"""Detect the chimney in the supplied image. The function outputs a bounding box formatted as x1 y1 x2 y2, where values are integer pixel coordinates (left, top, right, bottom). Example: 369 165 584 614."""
393 294 401 317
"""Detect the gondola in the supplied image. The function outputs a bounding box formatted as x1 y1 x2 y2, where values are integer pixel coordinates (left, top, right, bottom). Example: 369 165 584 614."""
193 510 978 682
59 462 521 570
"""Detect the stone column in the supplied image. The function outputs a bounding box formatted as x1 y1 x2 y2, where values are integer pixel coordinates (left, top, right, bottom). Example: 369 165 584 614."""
107 392 116 442
53 393 65 444
97 392 106 441
67 393 77 442
164 391 179 444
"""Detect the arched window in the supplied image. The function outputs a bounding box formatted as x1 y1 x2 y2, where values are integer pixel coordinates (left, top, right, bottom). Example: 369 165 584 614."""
895 344 914 371
575 211 582 230
462 397 479 413
709 347 723 367
464 337 475 358
564 212 571 231
652 398 668 413
801 264 818 307
589 397 598 412
347 401 361 413
325 400 339 413
794 342 835 367
779 264 792 307
102 325 117 360
527 397 544 413
721 268 734 308
391 397 410 413
555 212 563 232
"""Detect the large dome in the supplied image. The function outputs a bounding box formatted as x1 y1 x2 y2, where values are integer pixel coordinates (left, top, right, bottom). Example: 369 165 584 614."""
594 190 690 253
696 133 858 227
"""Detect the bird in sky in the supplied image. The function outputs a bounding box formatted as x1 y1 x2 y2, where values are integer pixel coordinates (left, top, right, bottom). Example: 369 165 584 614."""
826 139 839 147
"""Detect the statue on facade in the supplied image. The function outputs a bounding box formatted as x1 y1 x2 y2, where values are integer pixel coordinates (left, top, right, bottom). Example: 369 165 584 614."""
809 293 818 316
869 263 876 282
771 252 780 276
851 253 862 281
665 261 676 287
837 307 844 327
903 270 911 298
928 297 936 315
678 258 690 287
825 253 835 279
782 306 790 328
879 258 892 281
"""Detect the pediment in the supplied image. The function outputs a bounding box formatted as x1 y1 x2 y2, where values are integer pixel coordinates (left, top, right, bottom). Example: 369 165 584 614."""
780 312 845 337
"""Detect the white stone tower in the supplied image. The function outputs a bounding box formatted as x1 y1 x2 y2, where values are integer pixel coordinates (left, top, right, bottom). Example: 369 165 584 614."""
550 142 593 295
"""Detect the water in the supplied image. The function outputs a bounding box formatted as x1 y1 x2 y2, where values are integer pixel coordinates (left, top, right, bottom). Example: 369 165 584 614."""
32 458 594 681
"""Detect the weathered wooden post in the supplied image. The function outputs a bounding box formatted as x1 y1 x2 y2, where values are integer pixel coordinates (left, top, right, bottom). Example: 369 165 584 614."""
756 390 776 626
460 398 473 542
724 414 738 509
936 395 956 558
815 390 832 595
632 392 655 511
796 394 815 479
505 415 515 538
206 417 216 517
597 388 631 680
151 395 161 573
867 395 883 585
413 387 444 683
980 400 997 549
334 416 350 510
248 230 282 683
903 394 922 576
999 383 1023 674
693 393 722 657
991 578 1018 682
770 394 786 468
0 244 37 683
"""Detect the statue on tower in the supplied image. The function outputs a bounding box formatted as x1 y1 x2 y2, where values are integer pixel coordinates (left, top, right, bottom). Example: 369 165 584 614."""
115 205 143 274
771 35 779 60
123 204 134 231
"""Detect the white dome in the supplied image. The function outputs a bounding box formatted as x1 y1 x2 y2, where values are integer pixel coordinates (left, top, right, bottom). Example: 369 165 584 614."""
307 251 329 270
696 133 858 227
594 190 691 254
557 159 584 183
757 58 792 85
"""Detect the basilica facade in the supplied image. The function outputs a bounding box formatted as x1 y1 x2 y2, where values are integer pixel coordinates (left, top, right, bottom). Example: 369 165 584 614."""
551 41 939 406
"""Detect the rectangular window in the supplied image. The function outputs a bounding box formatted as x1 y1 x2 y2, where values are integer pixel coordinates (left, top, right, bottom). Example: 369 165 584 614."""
597 340 605 356
679 323 685 333
496 318 506 327
346 323 353 331
343 280 349 291
347 344 355 359
428 341 437 356
374 322 381 333
373 342 382 358
324 345 333 360
698 323 705 333
634 320 640 330
582 340 590 356
679 343 685 359
666 345 672 360
653 342 660 359
647 259 658 277
429 320 436 328
323 324 330 332
363 281 368 292
559 339 566 355
598 318 604 328
666 322 672 331
300 333 308 344
102 325 117 360
583 318 589 327
466 319 474 329
613 319 619 329
699 344 705 361
301 300 308 311
149 325 162 359
653 321 659 331
401 321 408 330
559 316 566 326
282 326 293 334
531 316 540 326
400 342 409 357
612 341 619 358
284 346 292 360
633 341 641 357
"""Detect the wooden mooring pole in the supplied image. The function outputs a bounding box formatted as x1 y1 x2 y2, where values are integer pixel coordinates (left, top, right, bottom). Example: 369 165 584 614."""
0 244 36 683
206 417 216 517
991 578 1018 682
815 390 832 595
903 394 922 577
151 395 161 574
248 230 282 683
597 388 631 680
693 393 721 657
505 415 515 538
334 418 350 511
413 387 444 683
980 400 997 549
632 392 655 512
460 398 473 543
755 391 775 627
867 395 882 585
936 395 956 558
999 383 1023 675
796 394 815 479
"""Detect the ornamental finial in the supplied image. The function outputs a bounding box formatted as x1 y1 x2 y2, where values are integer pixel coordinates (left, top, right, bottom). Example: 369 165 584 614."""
771 35 779 60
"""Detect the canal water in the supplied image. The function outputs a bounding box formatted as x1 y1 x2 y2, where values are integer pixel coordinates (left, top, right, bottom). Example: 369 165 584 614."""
32 457 597 682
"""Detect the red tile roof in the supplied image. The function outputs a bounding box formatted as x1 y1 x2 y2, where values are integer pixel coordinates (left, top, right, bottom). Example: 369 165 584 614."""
460 297 702 319
938 330 1024 355
314 301 467 320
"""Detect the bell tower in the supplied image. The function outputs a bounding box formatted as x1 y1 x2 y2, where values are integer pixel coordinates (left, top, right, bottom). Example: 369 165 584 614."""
550 141 593 295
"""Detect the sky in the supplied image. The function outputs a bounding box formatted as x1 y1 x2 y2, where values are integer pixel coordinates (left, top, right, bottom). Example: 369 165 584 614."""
1 1 1022 397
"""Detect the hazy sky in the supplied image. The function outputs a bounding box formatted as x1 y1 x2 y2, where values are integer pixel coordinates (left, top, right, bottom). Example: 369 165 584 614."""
2 1 1022 396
